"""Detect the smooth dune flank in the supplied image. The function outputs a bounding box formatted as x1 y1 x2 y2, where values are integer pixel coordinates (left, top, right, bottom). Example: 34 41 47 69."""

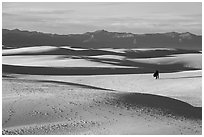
2 46 202 135
2 55 133 68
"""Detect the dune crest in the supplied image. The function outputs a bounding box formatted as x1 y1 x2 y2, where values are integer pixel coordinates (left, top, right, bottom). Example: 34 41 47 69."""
2 46 202 135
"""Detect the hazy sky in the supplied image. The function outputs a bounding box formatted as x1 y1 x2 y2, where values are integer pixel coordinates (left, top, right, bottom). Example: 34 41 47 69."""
2 2 202 35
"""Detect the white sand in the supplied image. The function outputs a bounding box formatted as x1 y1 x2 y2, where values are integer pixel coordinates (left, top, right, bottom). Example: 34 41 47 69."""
2 55 133 68
89 55 125 60
17 70 202 107
2 46 58 55
59 46 87 51
99 48 126 53
2 77 202 135
2 46 202 135
128 54 201 69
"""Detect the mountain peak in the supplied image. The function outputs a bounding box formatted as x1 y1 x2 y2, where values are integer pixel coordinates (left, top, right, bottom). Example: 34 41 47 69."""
93 29 109 33
2 29 201 50
182 32 192 34
180 32 193 36
84 29 109 35
164 32 179 37
179 32 194 39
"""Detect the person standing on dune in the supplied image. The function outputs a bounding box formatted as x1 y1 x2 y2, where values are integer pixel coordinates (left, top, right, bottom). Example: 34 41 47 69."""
153 70 159 79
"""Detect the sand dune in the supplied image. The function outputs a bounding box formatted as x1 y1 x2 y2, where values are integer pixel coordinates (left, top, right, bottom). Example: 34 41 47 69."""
99 48 127 53
122 48 199 58
13 70 201 107
60 46 87 51
3 46 200 57
3 46 201 71
2 55 132 68
2 53 201 75
2 46 202 135
89 55 125 60
128 53 201 69
2 46 58 55
2 46 123 56
2 47 202 106
2 77 201 135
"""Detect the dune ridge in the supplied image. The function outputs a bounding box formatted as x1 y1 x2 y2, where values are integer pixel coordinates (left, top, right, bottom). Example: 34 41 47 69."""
2 46 202 135
2 77 202 135
2 63 199 76
3 46 200 58
3 46 201 74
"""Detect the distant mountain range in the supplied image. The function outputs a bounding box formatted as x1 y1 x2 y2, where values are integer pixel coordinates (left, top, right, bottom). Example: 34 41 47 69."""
2 29 202 50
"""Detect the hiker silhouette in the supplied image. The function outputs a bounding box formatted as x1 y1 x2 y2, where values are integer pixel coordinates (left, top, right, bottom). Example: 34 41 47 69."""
153 70 159 79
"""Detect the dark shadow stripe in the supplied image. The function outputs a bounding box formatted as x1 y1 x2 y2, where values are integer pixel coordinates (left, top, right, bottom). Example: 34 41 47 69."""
2 64 200 75
161 76 202 79
37 80 115 91
114 92 202 119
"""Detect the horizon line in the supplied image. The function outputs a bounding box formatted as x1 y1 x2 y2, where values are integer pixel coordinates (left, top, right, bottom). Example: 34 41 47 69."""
2 28 202 36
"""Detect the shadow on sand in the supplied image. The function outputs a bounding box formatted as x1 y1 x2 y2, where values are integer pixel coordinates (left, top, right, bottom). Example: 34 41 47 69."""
115 92 202 119
2 64 199 75
27 79 202 119
3 47 200 59
37 80 115 91
160 76 202 80
3 77 201 120
37 78 202 119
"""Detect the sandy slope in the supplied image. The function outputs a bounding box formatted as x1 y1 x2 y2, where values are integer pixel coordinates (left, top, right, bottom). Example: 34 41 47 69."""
2 46 87 55
3 46 201 70
2 77 201 135
128 53 201 69
2 46 58 55
2 55 133 68
2 47 202 135
18 70 202 107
